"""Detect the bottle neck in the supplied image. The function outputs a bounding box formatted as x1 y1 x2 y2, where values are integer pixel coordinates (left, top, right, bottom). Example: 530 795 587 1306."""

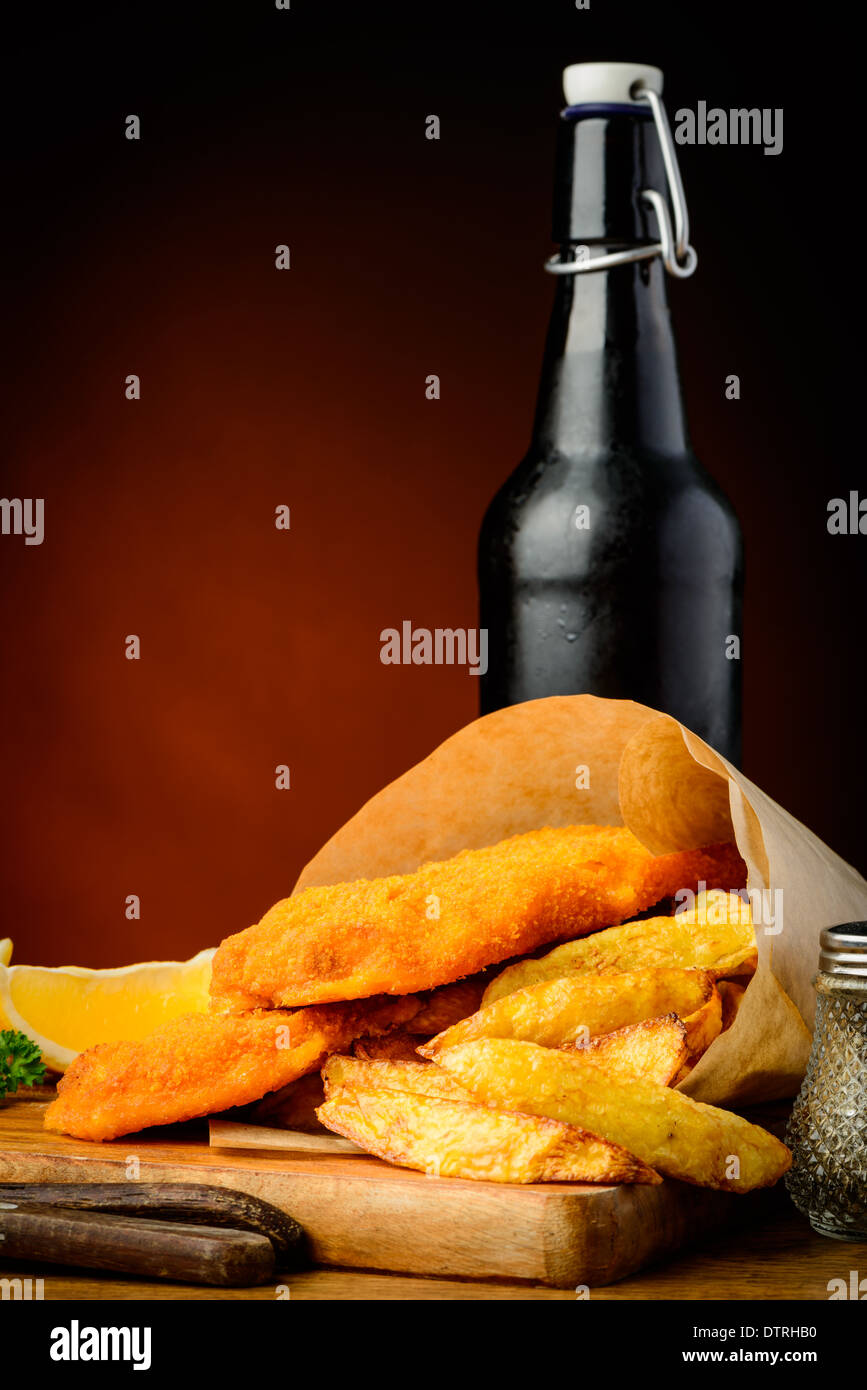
533 107 690 460
531 256 690 459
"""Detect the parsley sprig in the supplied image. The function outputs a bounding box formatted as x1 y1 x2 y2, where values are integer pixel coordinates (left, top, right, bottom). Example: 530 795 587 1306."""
0 1029 47 1099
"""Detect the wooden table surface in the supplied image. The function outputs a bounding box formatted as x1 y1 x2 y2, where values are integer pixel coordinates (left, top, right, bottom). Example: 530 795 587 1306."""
3 1204 863 1300
3 1092 863 1300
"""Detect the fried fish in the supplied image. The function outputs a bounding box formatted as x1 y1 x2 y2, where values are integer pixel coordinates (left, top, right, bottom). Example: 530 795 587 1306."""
210 825 746 1010
44 995 420 1141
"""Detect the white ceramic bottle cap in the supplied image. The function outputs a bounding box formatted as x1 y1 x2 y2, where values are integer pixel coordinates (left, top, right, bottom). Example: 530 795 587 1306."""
563 62 663 107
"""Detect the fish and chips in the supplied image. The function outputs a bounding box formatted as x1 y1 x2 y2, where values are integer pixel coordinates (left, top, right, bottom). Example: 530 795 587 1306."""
43 818 785 1198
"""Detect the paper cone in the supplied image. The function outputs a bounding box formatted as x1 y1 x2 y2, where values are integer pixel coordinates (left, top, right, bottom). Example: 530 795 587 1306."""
295 695 867 1107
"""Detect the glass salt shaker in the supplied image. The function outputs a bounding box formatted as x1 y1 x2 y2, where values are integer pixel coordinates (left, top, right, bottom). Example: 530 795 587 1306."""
785 923 867 1238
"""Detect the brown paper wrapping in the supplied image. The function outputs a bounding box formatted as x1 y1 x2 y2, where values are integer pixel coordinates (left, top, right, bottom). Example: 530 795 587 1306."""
295 695 867 1108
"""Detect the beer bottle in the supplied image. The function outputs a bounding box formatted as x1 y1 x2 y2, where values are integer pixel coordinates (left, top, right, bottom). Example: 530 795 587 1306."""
478 62 744 765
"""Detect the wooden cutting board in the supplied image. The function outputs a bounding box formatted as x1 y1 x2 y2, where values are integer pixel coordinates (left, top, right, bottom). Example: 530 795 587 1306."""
0 1098 786 1289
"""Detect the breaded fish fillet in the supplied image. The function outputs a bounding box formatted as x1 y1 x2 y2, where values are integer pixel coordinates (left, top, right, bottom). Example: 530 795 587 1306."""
44 995 420 1141
210 825 746 1010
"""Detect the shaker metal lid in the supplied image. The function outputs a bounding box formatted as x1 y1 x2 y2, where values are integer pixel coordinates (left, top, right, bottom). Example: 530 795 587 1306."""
819 923 867 976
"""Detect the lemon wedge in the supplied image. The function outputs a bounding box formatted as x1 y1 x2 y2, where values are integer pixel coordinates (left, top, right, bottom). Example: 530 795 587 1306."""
0 939 14 1030
0 948 215 1072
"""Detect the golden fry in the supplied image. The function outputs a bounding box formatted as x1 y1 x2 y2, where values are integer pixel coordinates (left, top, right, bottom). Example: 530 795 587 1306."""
317 1082 661 1185
324 1054 469 1102
436 1039 791 1193
331 1013 687 1100
420 968 717 1059
564 1014 688 1086
682 989 723 1060
484 891 756 1005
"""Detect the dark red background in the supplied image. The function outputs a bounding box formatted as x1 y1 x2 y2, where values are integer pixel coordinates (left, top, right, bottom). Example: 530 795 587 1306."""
1 3 864 966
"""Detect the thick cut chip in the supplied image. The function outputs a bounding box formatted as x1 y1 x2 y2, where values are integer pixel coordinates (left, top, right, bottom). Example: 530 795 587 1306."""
210 827 746 1009
420 968 717 1059
348 1018 690 1086
324 1054 469 1102
562 1014 688 1086
317 1083 661 1185
437 1039 791 1193
682 989 723 1060
44 995 420 1141
336 1015 686 1099
484 891 756 1005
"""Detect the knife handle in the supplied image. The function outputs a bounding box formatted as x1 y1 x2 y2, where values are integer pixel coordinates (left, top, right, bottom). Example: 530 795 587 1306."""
0 1202 275 1287
0 1181 305 1265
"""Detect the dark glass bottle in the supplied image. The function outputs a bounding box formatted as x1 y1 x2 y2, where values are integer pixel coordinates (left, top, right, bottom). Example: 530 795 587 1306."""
478 82 743 764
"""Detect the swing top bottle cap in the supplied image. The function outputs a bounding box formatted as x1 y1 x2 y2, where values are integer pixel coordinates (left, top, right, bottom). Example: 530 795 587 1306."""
553 63 668 243
563 62 663 107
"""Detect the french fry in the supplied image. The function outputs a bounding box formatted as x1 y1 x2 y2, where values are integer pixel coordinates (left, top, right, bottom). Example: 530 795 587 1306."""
436 1039 791 1193
420 967 718 1059
330 1014 687 1103
682 989 723 1060
317 1080 661 1185
564 1014 688 1086
483 891 756 1005
324 1054 470 1102
672 983 725 1081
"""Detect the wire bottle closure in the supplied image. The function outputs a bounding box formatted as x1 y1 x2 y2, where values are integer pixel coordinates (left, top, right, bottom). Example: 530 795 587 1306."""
545 84 698 279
